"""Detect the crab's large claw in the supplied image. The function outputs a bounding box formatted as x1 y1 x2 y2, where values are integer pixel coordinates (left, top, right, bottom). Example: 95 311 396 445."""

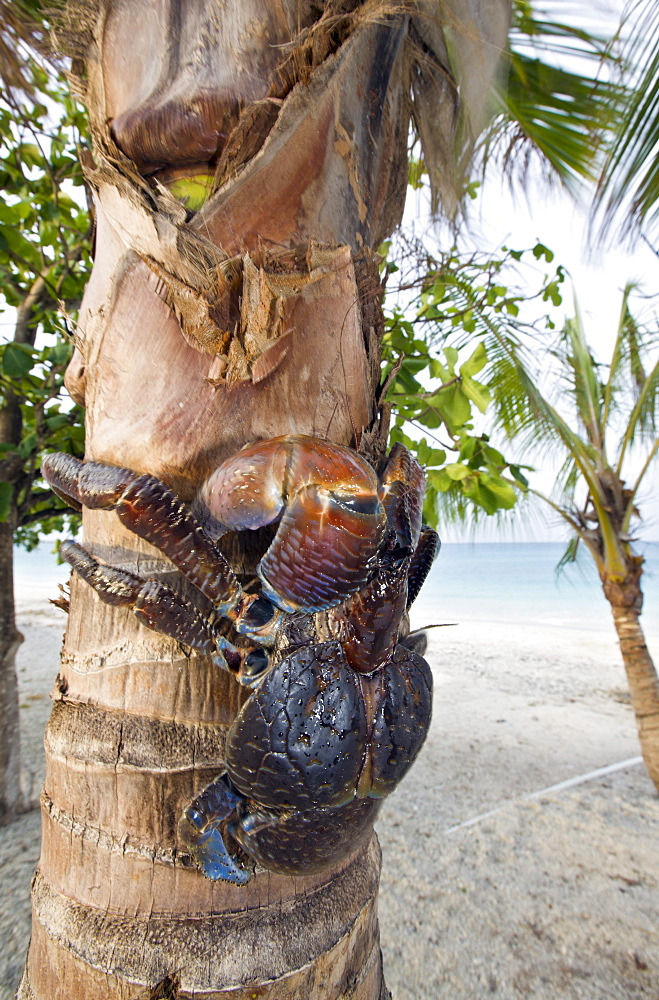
198 436 388 613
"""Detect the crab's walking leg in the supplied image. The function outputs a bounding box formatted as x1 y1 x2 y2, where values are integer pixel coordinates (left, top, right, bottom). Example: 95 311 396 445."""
378 442 426 550
43 454 241 611
60 541 221 651
407 526 440 608
179 776 249 884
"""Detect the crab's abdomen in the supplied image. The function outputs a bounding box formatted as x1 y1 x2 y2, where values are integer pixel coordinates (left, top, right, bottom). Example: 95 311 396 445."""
226 640 433 815
225 643 369 811
229 797 381 876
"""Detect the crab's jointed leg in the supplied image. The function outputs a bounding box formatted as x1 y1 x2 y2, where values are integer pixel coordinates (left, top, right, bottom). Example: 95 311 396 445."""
179 775 249 884
43 453 242 611
60 541 220 651
60 541 272 683
407 526 440 607
377 442 426 551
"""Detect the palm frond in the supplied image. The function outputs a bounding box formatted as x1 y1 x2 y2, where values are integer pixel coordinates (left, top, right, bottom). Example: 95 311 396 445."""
513 360 604 501
625 436 659 530
490 55 611 190
408 0 511 216
480 3 618 194
594 0 659 240
562 308 604 452
0 1 52 98
556 534 580 573
602 283 636 429
500 338 630 580
616 354 659 473
527 486 581 535
553 452 580 508
497 288 659 580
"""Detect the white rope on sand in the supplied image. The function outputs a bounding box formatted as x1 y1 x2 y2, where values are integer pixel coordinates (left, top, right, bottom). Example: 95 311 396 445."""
443 756 644 835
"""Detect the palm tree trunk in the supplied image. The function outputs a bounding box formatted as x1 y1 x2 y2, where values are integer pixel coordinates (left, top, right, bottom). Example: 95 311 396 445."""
18 242 391 997
19 3 416 995
607 581 659 792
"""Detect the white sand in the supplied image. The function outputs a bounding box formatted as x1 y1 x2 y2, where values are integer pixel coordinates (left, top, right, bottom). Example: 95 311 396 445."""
379 624 659 999
1 609 658 999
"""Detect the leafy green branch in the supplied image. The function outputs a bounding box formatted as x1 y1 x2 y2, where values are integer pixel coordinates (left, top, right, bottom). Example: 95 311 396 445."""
0 67 91 550
379 239 566 526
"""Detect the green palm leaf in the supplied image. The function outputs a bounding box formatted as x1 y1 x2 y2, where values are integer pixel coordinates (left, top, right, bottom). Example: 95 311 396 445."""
595 0 659 238
619 356 659 474
562 308 604 452
480 2 619 193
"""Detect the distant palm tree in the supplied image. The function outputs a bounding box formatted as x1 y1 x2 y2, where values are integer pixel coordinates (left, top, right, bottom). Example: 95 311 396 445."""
503 289 659 790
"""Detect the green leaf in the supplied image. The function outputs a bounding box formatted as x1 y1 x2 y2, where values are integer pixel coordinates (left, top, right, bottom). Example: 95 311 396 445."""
444 346 459 372
509 464 530 489
427 469 453 493
430 384 472 433
17 432 37 459
459 342 487 378
45 413 71 431
444 463 471 481
2 342 36 377
462 473 517 515
532 242 554 263
422 484 439 528
429 358 450 381
461 375 491 413
19 143 43 169
44 341 72 366
416 440 446 467
408 157 426 190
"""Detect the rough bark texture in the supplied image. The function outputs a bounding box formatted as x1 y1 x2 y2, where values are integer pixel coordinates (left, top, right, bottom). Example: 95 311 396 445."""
19 1 507 995
604 566 659 792
0 518 22 823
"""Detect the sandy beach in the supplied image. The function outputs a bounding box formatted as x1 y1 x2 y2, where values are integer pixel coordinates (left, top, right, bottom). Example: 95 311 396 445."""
1 600 658 999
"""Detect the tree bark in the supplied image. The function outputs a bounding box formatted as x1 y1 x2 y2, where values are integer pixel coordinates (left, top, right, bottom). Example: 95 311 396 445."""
0 517 22 823
605 567 659 792
0 363 23 825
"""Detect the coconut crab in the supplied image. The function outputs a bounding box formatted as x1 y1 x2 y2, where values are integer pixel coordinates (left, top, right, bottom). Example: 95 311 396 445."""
42 435 438 884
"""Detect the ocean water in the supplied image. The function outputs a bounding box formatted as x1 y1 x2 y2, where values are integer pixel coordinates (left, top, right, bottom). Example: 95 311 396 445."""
13 542 71 609
13 540 659 641
410 541 659 642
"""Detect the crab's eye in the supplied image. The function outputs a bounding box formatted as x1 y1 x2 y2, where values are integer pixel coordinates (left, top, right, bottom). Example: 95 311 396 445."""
243 648 269 677
244 596 276 629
